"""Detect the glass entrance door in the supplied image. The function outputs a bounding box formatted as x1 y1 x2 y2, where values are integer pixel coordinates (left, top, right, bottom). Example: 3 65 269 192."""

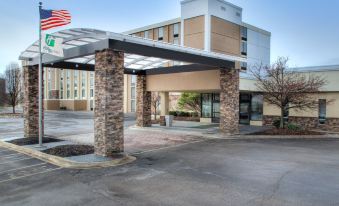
239 94 251 125
239 102 250 124
212 94 220 123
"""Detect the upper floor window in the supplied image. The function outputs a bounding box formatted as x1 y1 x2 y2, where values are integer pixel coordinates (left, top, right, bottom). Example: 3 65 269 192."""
240 62 247 71
144 30 149 39
173 23 179 37
241 26 247 41
158 27 164 41
241 41 247 56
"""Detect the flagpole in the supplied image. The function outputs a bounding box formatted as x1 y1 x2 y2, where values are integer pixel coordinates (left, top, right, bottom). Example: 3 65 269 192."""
38 2 43 147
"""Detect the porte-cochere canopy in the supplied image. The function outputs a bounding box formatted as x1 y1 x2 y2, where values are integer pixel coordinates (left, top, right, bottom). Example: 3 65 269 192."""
19 28 246 74
20 28 244 157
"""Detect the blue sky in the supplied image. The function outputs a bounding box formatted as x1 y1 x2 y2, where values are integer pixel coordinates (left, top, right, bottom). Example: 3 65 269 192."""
0 0 338 73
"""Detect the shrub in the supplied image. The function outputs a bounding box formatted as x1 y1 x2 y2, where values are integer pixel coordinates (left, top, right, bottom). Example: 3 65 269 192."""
168 111 199 117
273 119 281 128
287 123 301 131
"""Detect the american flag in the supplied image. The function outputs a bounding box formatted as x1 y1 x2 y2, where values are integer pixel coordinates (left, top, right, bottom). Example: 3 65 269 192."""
40 9 71 30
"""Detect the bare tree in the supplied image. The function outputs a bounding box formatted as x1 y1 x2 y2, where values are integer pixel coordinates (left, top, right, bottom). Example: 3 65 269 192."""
251 57 327 128
151 92 161 120
0 77 6 106
3 62 22 114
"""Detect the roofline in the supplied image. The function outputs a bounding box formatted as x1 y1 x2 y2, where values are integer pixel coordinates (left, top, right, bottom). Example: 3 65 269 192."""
123 17 271 37
181 0 243 11
242 22 271 36
122 18 181 35
291 65 339 73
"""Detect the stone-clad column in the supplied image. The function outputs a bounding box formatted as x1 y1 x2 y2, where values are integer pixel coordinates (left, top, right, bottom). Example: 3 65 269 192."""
23 65 44 138
136 75 151 127
220 68 239 134
94 49 124 156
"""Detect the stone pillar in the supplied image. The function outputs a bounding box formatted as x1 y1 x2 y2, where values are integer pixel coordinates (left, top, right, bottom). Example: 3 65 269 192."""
220 68 239 134
160 92 169 116
94 49 124 156
136 75 151 127
23 65 44 138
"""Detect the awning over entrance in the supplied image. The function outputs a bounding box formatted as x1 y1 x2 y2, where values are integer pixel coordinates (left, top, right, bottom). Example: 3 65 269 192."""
20 27 244 157
19 28 245 74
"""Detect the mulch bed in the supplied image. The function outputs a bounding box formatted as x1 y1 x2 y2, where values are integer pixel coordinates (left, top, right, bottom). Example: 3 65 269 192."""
42 145 94 157
8 137 63 146
250 128 324 135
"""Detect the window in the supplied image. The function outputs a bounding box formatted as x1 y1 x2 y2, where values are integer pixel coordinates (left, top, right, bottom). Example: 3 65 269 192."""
48 68 52 99
201 94 212 118
241 26 247 41
158 27 164 41
241 41 247 56
144 30 149 39
319 99 326 124
251 94 263 121
66 70 71 99
131 100 136 113
81 71 86 99
60 70 64 99
130 75 136 112
90 72 94 99
173 23 179 37
240 62 247 71
74 71 78 99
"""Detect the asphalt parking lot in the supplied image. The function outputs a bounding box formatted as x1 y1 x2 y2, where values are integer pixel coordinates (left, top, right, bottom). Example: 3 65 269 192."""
1 138 339 206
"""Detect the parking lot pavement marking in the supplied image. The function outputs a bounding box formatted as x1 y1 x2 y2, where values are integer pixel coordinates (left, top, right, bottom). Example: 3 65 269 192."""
0 150 17 156
0 153 25 158
131 139 209 155
0 153 27 161
0 167 61 184
0 157 33 165
0 163 47 175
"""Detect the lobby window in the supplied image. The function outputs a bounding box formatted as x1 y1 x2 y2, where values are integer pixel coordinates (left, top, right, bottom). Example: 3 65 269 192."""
251 94 263 121
90 72 94 98
201 94 212 118
158 27 164 41
319 99 326 124
60 70 64 99
130 75 136 112
66 70 71 99
241 26 247 41
48 68 52 99
74 70 78 99
241 41 247 56
81 71 86 99
144 30 149 39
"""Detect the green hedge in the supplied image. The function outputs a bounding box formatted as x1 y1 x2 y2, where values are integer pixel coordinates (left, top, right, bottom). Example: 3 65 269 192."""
169 111 199 117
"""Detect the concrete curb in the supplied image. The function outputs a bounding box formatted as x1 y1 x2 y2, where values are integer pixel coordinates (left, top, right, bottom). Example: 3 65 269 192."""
229 134 339 140
0 140 136 169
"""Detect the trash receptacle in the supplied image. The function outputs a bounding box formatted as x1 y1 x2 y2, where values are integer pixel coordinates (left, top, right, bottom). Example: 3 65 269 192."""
165 115 173 127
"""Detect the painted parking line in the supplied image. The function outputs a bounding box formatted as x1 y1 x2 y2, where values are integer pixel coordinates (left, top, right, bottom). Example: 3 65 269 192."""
0 153 26 160
0 157 33 165
131 139 209 155
0 162 47 175
0 167 61 184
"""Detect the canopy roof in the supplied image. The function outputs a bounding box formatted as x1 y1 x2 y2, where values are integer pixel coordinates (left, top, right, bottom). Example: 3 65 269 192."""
19 28 246 74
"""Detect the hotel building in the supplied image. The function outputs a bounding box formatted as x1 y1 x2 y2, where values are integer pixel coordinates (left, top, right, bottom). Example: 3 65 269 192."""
42 0 339 129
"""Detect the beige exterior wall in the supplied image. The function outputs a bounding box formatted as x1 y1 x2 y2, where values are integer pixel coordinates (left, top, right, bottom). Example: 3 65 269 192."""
210 16 241 56
147 70 220 92
263 92 339 118
184 15 205 49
